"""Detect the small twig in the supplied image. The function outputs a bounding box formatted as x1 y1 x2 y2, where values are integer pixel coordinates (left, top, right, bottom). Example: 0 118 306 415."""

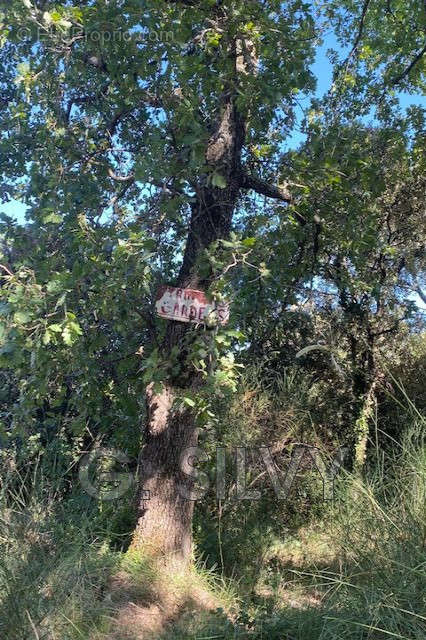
0 263 14 277
25 610 40 640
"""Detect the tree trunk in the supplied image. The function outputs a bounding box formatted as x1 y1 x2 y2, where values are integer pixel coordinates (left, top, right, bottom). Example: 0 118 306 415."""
131 84 246 561
131 382 198 561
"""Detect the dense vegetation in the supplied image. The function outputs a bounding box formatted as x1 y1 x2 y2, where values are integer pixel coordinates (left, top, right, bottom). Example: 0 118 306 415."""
0 0 425 638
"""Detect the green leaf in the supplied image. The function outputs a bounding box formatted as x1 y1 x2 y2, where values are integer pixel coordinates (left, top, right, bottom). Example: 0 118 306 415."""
50 10 62 23
62 319 82 346
48 324 62 333
69 322 83 335
14 311 31 324
46 279 62 293
226 330 245 341
43 213 62 224
211 173 227 189
62 327 73 346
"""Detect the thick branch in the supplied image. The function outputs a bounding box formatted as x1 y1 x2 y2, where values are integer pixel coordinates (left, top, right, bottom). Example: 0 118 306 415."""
241 172 292 203
240 173 312 226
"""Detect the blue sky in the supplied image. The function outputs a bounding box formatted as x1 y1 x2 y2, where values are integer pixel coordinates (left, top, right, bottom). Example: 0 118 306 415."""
1 31 425 224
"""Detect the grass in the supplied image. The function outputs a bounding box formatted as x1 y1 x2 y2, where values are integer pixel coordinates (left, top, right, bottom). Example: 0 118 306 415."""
0 462 235 639
0 404 425 639
161 418 426 639
232 421 426 640
0 468 120 639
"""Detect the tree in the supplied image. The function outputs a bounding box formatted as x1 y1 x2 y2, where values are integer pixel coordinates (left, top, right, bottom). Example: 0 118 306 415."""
0 0 424 563
284 121 425 466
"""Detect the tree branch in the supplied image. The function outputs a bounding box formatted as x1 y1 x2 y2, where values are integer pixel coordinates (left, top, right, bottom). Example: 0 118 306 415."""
80 54 180 110
106 109 132 138
416 282 426 305
347 0 372 63
387 43 426 88
108 168 135 182
240 173 312 226
241 172 292 203
0 263 14 277
63 83 110 124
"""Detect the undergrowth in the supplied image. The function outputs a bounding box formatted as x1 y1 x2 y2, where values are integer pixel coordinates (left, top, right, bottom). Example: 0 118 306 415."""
0 382 425 640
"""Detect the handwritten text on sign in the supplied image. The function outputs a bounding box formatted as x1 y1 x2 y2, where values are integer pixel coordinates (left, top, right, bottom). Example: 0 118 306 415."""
155 286 229 325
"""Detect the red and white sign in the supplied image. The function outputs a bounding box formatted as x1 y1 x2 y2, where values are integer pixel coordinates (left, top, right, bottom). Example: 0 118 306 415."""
155 286 229 325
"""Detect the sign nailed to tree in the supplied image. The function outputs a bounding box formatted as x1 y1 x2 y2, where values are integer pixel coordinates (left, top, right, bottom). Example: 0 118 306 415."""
155 286 229 325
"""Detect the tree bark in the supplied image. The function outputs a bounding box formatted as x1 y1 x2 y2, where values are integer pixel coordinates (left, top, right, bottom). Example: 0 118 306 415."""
131 78 246 561
131 382 199 560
